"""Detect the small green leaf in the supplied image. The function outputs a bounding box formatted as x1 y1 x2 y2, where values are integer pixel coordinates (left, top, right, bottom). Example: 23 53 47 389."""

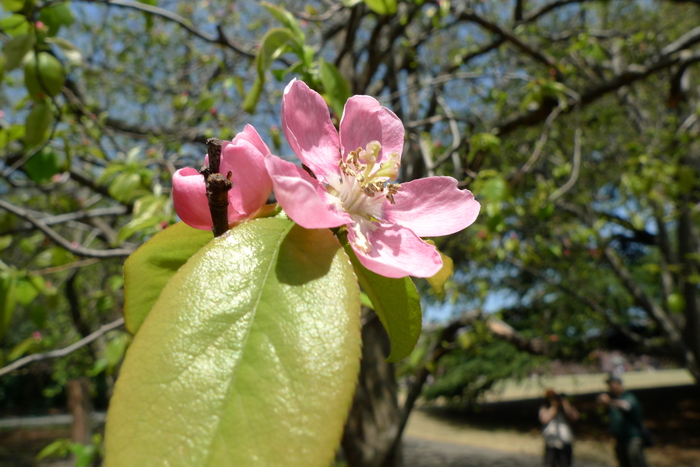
426 248 454 297
0 272 17 339
123 221 213 334
243 28 299 114
38 2 74 36
7 336 35 361
261 2 305 42
363 0 397 15
24 100 54 148
1 0 24 12
24 51 66 99
46 37 82 65
0 14 29 36
3 33 35 70
319 58 351 118
106 219 361 466
343 244 422 362
15 275 44 306
25 147 62 183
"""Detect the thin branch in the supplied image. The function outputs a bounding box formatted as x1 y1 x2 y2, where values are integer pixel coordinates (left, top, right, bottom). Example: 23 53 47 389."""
82 0 254 58
0 199 134 258
498 50 700 137
29 259 101 276
0 318 125 377
457 9 563 78
511 107 562 185
548 126 582 201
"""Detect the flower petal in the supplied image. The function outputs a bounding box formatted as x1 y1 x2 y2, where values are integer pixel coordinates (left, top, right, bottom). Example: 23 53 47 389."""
233 124 271 157
220 139 273 219
385 177 481 237
281 79 341 181
350 224 442 278
265 155 352 229
339 96 404 170
172 168 217 230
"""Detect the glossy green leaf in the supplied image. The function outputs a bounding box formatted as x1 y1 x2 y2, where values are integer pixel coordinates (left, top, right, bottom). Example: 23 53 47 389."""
106 218 361 466
363 0 397 15
319 58 351 118
343 244 421 362
24 100 54 148
24 51 65 99
123 221 213 334
3 33 34 70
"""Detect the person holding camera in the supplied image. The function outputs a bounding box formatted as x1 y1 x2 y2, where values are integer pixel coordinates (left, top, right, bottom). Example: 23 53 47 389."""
598 373 650 467
540 389 580 467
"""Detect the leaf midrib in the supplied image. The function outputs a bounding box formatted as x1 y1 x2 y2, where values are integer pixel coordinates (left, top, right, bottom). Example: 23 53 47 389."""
202 219 295 466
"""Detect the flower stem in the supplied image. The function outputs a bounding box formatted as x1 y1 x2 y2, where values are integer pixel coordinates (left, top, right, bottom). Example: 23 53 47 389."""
206 173 233 237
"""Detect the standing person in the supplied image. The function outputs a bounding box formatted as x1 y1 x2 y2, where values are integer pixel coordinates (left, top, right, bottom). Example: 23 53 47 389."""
540 389 580 467
597 374 649 467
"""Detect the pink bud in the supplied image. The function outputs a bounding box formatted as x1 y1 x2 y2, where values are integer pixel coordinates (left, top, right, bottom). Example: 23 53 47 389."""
32 331 42 340
35 21 45 29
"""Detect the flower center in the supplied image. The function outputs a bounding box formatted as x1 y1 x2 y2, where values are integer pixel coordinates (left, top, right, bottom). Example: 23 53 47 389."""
325 141 401 253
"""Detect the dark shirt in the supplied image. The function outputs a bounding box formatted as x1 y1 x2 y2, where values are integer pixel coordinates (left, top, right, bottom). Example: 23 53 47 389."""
609 391 643 441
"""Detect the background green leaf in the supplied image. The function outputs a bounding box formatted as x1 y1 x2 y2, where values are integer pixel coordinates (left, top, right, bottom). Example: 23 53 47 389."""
123 221 213 334
24 100 54 148
319 58 351 118
3 33 34 70
343 244 422 362
23 51 65 100
243 28 298 113
106 218 361 466
363 0 397 15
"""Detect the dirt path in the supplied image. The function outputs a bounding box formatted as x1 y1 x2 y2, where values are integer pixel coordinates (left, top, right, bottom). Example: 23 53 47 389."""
403 436 606 467
404 409 700 467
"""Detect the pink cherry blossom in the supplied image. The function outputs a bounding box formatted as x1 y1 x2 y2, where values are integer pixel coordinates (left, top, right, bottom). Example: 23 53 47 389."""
172 125 273 230
265 79 480 278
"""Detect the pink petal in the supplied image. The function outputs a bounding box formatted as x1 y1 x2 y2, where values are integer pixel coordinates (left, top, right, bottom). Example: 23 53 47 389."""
172 168 217 230
265 155 352 229
339 96 404 170
281 79 341 182
350 224 442 278
385 177 481 237
233 124 271 157
219 139 273 219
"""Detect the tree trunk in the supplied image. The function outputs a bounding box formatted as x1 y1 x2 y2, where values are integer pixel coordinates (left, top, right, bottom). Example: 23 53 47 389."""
68 377 93 445
341 309 403 467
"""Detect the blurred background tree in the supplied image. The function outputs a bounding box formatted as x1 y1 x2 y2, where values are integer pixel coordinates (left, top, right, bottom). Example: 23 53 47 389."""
1 0 699 466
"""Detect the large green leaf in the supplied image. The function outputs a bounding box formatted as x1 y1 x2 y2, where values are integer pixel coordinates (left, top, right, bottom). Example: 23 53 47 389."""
3 33 34 70
343 244 422 362
123 221 213 334
106 218 361 466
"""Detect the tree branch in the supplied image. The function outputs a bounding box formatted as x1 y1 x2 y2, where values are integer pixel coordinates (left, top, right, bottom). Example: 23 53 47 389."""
82 0 255 58
0 199 134 258
0 318 125 377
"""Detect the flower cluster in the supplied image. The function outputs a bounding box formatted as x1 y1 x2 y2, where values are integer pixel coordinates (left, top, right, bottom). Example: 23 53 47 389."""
172 79 480 278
